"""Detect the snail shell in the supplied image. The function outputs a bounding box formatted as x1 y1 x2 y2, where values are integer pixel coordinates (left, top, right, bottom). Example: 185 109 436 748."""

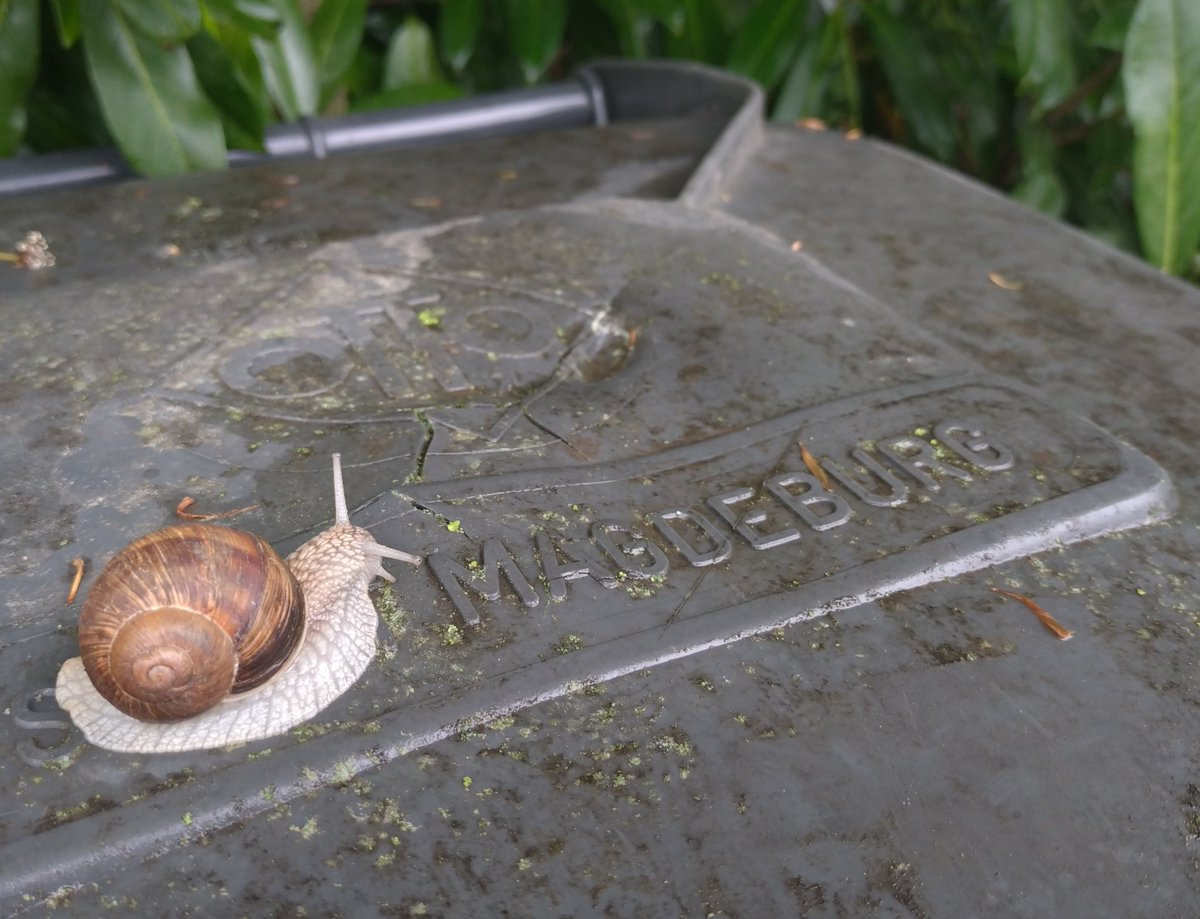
77 525 305 721
55 454 421 754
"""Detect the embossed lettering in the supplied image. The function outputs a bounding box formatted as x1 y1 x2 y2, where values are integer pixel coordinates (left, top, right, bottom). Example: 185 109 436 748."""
456 303 559 359
878 436 972 490
935 420 1015 471
764 473 851 531
219 337 351 400
13 688 84 768
825 447 910 507
329 307 415 399
420 414 1027 618
591 522 670 579
534 531 618 601
381 299 474 394
706 488 801 550
428 539 541 625
649 508 733 567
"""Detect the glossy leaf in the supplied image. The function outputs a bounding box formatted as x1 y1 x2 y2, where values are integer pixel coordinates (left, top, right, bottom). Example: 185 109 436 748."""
250 0 318 120
352 82 463 112
1013 123 1066 217
80 0 226 175
646 0 686 33
0 0 39 156
1010 0 1076 113
311 0 367 97
862 3 957 160
189 29 266 151
24 34 109 151
772 13 834 123
49 0 80 47
202 0 281 39
726 0 805 92
114 0 200 43
598 0 655 58
1124 0 1200 274
666 0 725 63
383 16 442 90
833 4 860 129
439 0 483 72
936 3 1002 172
1062 117 1138 252
344 41 382 104
504 0 566 84
1090 4 1135 51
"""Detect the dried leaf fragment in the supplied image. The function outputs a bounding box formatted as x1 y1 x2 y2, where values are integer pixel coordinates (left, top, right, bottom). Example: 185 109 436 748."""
799 442 832 491
988 271 1024 291
176 496 259 521
991 587 1073 640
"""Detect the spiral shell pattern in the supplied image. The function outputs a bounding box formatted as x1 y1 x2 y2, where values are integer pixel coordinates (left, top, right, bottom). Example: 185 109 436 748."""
77 524 305 722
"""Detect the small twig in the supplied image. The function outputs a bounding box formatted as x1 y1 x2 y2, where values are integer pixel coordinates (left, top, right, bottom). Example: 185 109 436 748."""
65 557 85 606
175 496 259 521
1043 54 1123 126
991 587 1073 640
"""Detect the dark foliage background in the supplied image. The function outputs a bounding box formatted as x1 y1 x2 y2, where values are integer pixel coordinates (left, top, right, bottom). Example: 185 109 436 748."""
1 0 1196 278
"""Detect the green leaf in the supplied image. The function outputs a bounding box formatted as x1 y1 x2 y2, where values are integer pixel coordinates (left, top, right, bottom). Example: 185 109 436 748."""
1009 0 1077 113
24 36 109 151
771 14 835 122
0 0 40 156
80 1 226 175
861 4 957 161
383 16 442 90
49 0 81 47
935 3 1002 171
114 0 201 42
439 0 483 72
666 0 725 64
201 0 281 39
1014 169 1068 217
504 0 565 84
250 0 318 120
345 42 383 104
1089 4 1135 51
597 0 651 58
1061 117 1138 252
1013 124 1067 217
352 81 463 112
188 29 266 151
1124 0 1200 274
311 0 367 98
726 0 805 92
642 0 686 35
832 4 860 129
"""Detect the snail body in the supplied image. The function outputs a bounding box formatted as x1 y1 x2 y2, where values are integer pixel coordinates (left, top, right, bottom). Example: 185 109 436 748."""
55 455 420 754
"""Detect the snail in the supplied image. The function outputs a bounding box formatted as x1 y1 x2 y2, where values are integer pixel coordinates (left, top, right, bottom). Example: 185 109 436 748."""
55 454 421 754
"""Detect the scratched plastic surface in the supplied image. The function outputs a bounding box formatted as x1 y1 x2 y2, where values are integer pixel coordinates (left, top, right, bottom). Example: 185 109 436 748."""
0 63 1195 916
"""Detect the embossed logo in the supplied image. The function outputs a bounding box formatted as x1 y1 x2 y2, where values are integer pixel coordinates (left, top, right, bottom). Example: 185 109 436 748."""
167 269 629 425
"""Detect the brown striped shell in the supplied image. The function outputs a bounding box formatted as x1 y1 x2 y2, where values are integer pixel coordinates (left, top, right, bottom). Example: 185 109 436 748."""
77 524 305 722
